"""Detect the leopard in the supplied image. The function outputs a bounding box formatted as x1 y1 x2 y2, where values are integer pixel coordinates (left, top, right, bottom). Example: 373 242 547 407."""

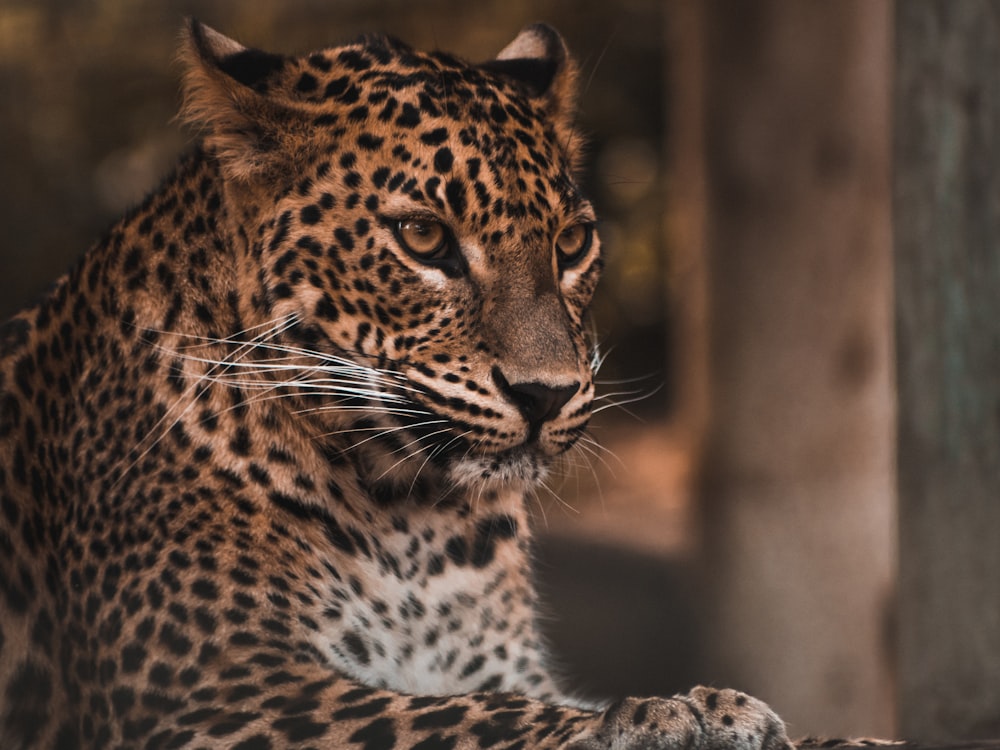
0 20 792 750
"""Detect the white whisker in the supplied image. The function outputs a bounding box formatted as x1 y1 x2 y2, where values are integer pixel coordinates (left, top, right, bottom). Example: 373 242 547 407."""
576 435 624 475
591 384 662 416
320 420 449 455
372 427 456 484
113 314 300 487
567 440 607 513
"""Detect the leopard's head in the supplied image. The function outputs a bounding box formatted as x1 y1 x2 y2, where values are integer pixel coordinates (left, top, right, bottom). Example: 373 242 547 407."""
181 21 602 489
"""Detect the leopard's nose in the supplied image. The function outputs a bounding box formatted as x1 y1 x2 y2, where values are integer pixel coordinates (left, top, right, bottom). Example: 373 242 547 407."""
492 366 579 440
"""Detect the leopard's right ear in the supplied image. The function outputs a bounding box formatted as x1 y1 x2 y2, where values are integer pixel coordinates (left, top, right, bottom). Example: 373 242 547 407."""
179 19 296 181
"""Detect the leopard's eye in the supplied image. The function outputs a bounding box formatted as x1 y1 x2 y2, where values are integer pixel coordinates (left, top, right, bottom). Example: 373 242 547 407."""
396 219 449 261
555 223 594 269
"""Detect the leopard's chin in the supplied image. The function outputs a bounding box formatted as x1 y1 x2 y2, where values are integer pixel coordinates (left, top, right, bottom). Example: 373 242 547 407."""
446 446 551 491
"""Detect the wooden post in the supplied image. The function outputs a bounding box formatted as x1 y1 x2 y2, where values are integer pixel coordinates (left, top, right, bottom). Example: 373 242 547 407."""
697 0 895 736
664 0 709 457
895 3 1000 741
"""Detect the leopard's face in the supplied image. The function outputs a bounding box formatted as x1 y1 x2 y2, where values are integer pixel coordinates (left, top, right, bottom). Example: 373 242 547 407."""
186 25 601 487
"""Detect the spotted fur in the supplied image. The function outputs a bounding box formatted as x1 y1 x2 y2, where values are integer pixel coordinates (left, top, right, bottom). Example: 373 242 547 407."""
0 21 791 749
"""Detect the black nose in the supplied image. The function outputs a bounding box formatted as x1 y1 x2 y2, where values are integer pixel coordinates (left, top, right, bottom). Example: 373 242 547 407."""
493 366 579 440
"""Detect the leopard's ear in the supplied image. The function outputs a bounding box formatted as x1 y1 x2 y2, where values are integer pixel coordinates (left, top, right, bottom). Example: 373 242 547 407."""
480 25 581 160
179 19 296 181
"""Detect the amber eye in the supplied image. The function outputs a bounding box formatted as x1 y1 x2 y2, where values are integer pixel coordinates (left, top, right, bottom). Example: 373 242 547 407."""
395 219 449 261
555 223 594 269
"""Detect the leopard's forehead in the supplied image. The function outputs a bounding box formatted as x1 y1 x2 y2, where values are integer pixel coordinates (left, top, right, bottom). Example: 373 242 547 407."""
265 35 537 113
240 36 578 189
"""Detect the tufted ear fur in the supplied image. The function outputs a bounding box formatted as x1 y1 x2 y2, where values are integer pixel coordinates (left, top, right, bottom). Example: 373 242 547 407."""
480 24 580 157
179 19 301 181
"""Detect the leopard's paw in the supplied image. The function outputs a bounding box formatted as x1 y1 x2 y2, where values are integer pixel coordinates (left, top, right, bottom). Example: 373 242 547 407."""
568 688 789 750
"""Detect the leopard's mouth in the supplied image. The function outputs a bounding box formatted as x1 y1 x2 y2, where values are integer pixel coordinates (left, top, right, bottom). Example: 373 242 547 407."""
376 400 553 489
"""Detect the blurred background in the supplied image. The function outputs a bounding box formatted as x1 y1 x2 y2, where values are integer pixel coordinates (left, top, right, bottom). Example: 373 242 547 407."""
2 0 998 743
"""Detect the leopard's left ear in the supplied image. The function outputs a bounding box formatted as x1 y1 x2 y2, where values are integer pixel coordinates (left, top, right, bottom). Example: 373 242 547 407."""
481 24 579 143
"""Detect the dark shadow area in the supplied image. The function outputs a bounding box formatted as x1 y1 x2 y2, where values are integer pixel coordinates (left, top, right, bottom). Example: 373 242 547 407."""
534 532 698 702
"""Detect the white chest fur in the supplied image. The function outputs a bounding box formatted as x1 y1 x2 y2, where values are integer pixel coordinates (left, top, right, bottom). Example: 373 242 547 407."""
310 508 555 698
